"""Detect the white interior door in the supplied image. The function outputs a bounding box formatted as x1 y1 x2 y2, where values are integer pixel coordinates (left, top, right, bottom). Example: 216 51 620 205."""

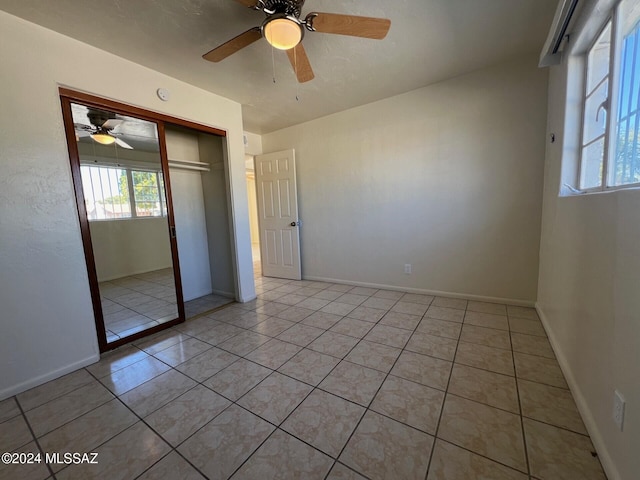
254 149 301 280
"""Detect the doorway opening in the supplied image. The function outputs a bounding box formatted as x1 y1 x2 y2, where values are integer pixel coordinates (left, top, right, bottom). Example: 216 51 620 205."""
245 155 262 278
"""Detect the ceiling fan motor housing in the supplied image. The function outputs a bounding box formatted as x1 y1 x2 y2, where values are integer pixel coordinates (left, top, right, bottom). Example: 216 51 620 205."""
87 109 116 128
260 0 306 49
260 0 305 17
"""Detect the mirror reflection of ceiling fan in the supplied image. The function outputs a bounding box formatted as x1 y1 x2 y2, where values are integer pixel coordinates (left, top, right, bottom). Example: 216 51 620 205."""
74 109 134 149
203 0 391 83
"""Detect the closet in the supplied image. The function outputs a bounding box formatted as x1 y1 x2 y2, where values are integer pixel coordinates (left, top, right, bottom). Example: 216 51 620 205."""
165 126 235 318
60 88 236 352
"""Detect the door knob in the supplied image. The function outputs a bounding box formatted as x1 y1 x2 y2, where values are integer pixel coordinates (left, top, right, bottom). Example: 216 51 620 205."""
290 222 297 227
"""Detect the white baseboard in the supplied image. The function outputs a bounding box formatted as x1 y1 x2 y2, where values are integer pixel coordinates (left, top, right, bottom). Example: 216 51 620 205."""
97 265 173 283
237 294 257 303
0 353 100 401
302 275 535 307
535 303 620 480
183 290 214 302
211 289 235 299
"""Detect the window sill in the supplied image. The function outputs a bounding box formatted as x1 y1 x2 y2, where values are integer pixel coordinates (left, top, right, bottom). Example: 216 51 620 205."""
560 183 640 197
88 216 168 223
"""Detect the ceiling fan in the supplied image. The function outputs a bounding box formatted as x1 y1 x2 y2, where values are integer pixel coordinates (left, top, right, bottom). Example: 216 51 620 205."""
74 110 133 149
203 0 391 83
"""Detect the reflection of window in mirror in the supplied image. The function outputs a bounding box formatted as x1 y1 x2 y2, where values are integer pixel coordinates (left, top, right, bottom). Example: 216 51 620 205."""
80 166 167 220
73 103 169 221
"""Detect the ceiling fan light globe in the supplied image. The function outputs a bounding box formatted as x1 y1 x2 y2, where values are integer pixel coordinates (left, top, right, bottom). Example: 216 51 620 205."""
91 133 116 145
264 18 302 50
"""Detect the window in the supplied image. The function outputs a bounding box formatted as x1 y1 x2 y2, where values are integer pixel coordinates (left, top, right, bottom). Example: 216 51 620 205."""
579 0 640 191
80 165 167 220
615 13 640 186
131 170 167 217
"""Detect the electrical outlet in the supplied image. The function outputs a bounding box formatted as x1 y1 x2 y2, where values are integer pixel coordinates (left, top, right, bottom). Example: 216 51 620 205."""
404 264 412 274
613 390 625 431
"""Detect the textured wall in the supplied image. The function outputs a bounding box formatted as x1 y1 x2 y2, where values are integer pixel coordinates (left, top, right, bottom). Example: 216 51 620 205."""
0 11 253 398
537 59 640 480
262 57 548 303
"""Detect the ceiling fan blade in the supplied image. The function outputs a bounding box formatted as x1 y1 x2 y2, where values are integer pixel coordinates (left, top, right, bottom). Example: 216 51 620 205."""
233 0 259 7
203 27 262 62
308 12 391 40
286 44 314 83
114 138 134 150
74 122 94 132
102 119 123 129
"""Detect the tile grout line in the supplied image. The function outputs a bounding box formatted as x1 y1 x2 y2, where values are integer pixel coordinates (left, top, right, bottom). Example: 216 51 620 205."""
318 295 409 480
172 292 362 478
261 283 562 477
422 304 541 478
14 279 580 480
12 396 57 480
510 312 533 478
83 362 213 480
320 296 432 478
222 288 405 479
125 297 577 478
131 296 358 478
8 280 341 479
206 290 479 478
19 371 120 478
422 299 467 480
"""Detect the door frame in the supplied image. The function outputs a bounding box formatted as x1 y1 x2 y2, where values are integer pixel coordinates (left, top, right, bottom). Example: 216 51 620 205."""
59 88 227 352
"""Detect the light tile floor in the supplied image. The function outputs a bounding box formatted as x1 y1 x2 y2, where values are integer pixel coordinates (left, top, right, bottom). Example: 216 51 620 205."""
1 275 608 480
100 268 233 342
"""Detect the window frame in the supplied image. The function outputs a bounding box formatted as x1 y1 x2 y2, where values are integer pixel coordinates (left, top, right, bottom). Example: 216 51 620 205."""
80 163 168 221
578 17 613 191
577 1 640 193
129 169 167 218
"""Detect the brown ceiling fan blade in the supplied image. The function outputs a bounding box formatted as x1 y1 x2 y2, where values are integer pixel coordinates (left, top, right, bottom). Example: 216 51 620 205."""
203 27 262 62
286 44 314 83
308 12 391 40
233 0 259 7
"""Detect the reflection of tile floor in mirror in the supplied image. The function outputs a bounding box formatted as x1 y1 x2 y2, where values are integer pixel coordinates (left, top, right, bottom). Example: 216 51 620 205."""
2 272 607 480
100 268 233 342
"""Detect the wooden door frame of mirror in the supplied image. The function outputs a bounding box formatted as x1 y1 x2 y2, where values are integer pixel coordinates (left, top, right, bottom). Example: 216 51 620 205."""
59 87 227 352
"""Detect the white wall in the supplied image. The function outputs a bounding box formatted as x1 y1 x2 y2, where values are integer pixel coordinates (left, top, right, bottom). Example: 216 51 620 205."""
262 57 548 303
91 218 173 281
166 128 213 301
537 59 640 480
243 131 263 156
0 11 254 399
166 128 201 163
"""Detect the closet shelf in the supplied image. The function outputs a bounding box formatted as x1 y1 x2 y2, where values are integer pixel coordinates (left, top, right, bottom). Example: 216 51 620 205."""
168 158 210 172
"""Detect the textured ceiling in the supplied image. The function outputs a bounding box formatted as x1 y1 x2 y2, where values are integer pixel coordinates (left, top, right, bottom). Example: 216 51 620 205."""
0 0 557 134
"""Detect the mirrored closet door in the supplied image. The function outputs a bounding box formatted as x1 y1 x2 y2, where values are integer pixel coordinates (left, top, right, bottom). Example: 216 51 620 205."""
60 90 185 352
